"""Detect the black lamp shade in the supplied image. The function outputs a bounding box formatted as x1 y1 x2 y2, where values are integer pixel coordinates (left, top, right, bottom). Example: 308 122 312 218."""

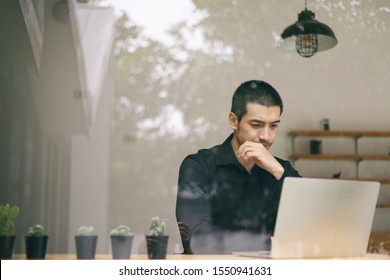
278 9 337 55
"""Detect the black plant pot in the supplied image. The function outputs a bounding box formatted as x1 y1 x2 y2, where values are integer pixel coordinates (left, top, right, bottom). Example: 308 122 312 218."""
110 235 133 259
0 236 16 259
145 235 169 259
25 235 49 259
75 235 98 259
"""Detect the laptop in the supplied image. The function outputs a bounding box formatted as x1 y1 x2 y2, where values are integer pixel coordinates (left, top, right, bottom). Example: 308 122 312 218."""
234 177 380 258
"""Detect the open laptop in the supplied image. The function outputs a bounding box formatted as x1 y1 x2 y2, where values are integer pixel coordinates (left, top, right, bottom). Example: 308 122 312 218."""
234 177 380 258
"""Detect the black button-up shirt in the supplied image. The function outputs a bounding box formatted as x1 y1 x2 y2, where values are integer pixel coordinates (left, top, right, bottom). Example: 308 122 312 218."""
176 134 301 254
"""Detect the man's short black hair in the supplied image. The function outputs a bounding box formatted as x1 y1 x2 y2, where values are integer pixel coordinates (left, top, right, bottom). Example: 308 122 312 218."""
231 80 283 121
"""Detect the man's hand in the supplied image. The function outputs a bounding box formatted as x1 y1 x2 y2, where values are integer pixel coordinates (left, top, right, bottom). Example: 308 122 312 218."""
178 222 193 254
237 141 284 179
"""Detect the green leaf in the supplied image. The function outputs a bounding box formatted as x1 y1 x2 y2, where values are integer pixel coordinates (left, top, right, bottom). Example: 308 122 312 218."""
9 207 20 220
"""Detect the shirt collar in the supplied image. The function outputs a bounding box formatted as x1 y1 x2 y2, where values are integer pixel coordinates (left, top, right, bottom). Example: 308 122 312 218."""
215 133 238 166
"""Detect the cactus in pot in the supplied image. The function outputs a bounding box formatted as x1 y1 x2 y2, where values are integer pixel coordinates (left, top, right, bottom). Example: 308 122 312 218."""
145 217 169 259
75 226 98 259
0 204 19 259
110 225 133 259
0 204 19 236
25 224 48 259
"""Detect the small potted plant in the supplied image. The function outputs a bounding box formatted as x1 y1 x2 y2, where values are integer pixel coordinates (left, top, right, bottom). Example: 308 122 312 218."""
110 225 133 259
145 217 169 259
0 203 20 259
75 226 98 259
25 224 48 259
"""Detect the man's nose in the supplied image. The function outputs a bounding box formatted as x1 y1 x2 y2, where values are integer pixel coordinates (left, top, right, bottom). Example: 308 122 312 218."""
258 127 271 141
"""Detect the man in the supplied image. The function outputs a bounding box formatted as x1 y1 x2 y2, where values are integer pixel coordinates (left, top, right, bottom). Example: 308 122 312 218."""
176 80 300 254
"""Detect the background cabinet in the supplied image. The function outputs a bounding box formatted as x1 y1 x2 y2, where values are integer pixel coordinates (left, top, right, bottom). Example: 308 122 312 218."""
288 130 390 207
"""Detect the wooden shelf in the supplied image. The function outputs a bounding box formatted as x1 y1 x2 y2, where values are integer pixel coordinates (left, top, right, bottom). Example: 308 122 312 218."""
376 203 390 208
289 130 390 211
288 130 390 138
309 178 390 184
290 154 390 161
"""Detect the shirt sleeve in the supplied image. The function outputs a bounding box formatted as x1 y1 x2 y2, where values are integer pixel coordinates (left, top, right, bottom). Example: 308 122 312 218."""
276 159 301 187
176 154 216 251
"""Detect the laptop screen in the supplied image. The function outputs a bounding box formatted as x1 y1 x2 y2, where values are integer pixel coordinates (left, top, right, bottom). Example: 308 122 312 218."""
270 177 380 258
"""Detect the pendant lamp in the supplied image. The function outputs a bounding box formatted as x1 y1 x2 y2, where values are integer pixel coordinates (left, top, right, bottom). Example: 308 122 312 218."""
278 0 337 58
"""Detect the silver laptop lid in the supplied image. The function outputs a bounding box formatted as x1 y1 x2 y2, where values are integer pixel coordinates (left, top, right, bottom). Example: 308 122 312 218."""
271 177 380 258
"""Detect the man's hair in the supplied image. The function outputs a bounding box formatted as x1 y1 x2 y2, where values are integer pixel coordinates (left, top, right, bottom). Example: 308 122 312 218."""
231 80 283 121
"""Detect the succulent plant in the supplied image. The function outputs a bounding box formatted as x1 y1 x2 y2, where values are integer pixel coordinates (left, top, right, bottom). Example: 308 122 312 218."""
0 204 20 236
27 224 45 236
110 225 132 236
77 226 94 236
149 216 166 236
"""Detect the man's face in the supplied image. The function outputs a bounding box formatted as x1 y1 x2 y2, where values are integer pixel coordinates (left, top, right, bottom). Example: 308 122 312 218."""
231 103 281 150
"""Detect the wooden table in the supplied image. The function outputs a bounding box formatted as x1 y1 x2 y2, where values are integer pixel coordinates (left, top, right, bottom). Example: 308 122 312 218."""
10 253 390 260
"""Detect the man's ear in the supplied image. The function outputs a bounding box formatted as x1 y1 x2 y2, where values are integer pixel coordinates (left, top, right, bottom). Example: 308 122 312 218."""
229 112 238 130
